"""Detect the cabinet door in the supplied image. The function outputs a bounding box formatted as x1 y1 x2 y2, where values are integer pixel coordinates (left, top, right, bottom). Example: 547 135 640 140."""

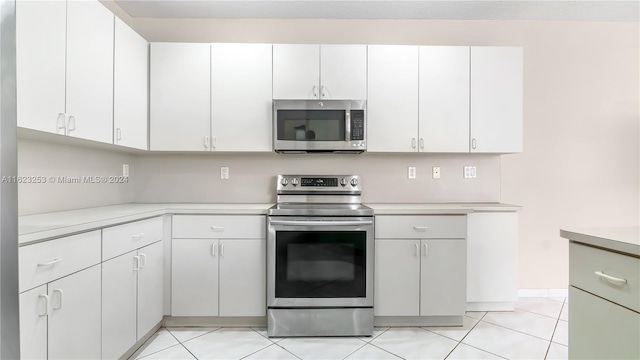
320 45 367 100
419 46 470 153
466 212 518 306
273 44 320 99
569 286 640 360
137 241 164 340
20 285 48 360
172 239 219 316
150 43 211 151
114 18 148 150
66 0 114 143
211 43 272 152
48 265 101 360
420 239 466 316
16 0 66 135
102 252 137 360
470 47 523 153
367 46 419 152
219 239 266 316
374 239 420 316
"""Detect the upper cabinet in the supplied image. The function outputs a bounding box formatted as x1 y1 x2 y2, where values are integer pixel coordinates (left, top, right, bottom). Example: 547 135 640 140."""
211 43 272 152
150 43 211 151
470 47 523 153
273 44 367 100
367 45 419 152
65 0 114 144
114 18 149 150
419 46 470 153
17 0 114 144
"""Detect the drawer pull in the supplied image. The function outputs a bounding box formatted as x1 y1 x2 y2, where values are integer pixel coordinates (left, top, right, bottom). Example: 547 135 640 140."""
38 294 49 317
37 258 62 267
210 226 225 232
595 271 628 286
132 233 145 240
413 226 428 231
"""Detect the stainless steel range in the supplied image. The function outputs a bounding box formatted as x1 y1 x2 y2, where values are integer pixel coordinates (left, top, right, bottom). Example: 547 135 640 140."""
267 175 374 337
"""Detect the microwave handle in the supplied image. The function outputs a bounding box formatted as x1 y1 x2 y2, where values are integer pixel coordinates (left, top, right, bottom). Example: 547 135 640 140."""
345 111 351 141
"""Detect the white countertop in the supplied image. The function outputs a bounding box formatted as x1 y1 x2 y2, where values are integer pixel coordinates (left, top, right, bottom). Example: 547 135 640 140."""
560 227 640 257
19 202 521 245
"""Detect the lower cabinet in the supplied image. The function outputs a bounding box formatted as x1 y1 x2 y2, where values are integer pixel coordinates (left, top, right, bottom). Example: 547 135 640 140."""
172 238 266 317
20 264 102 360
375 239 466 316
102 241 164 359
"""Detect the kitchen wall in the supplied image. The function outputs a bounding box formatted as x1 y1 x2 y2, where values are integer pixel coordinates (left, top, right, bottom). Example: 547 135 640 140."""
128 17 640 289
18 138 135 215
133 153 500 204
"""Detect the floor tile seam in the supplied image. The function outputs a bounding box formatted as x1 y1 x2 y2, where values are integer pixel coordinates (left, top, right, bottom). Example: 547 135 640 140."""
513 307 563 320
420 326 467 343
480 314 558 338
173 327 223 344
354 341 407 359
544 311 563 360
340 339 371 360
179 343 200 360
451 313 483 344
451 342 510 360
272 342 303 360
238 342 277 360
137 330 182 359
474 319 554 343
249 327 279 343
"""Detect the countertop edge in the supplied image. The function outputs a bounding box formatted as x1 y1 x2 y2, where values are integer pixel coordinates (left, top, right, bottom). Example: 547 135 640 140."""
560 228 640 257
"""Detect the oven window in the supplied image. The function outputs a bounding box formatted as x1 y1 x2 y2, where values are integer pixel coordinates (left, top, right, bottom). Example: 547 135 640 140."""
276 110 345 141
275 231 366 298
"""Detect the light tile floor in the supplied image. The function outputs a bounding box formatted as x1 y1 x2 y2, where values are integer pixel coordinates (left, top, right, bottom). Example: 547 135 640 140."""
130 297 568 360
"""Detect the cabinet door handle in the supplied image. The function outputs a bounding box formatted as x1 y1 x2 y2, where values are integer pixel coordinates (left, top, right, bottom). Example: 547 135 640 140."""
38 294 49 317
413 226 428 232
595 271 627 286
57 113 66 135
312 85 318 98
423 243 429 256
116 128 122 141
220 243 225 256
67 115 76 133
412 138 416 149
320 85 326 98
204 136 210 149
212 136 217 149
139 254 147 268
471 138 477 150
52 289 63 310
414 243 419 257
37 258 62 267
133 255 140 271
419 138 424 149
211 243 216 256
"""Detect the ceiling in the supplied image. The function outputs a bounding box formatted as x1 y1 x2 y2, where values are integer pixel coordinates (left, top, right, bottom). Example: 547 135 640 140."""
113 0 639 22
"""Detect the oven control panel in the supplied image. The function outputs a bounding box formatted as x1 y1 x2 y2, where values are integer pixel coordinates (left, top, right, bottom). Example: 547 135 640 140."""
277 175 361 193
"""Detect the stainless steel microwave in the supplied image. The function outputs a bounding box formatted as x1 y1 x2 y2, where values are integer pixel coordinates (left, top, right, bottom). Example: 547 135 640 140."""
273 100 366 154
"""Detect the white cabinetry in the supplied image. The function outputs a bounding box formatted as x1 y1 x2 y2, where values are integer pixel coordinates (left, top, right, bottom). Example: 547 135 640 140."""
102 217 164 359
273 44 367 99
367 45 419 152
374 216 466 320
171 215 266 317
114 18 149 150
466 212 518 311
17 0 114 143
419 46 470 152
211 43 272 152
470 47 523 153
150 43 211 151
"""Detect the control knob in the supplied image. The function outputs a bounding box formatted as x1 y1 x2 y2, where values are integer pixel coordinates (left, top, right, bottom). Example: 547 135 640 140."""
280 178 289 186
291 178 299 186
350 178 358 187
340 178 348 187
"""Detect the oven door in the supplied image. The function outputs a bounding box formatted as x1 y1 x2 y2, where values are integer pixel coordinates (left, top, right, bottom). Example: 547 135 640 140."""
267 216 374 308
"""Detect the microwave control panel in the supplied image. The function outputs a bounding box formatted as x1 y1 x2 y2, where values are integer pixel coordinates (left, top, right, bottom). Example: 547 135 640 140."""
350 110 365 141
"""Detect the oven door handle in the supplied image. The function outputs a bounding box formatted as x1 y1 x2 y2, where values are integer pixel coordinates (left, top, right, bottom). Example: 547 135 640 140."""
269 219 373 227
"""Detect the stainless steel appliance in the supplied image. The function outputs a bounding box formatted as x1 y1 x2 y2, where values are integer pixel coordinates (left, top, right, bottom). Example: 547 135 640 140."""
273 100 366 154
267 175 374 337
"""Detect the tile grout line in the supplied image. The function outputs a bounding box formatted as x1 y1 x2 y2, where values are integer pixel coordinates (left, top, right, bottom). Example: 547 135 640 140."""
477 318 557 343
134 329 182 359
362 340 407 359
441 312 510 360
272 342 303 360
514 306 564 321
544 301 567 360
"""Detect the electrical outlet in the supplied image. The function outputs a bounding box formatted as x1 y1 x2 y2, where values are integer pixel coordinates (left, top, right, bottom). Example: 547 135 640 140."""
220 166 229 180
432 166 441 179
122 164 129 177
464 166 477 179
408 166 416 179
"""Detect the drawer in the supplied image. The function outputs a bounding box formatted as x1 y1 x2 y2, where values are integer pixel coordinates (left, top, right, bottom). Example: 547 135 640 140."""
375 215 466 239
102 217 164 260
570 242 640 313
172 215 266 239
19 230 101 292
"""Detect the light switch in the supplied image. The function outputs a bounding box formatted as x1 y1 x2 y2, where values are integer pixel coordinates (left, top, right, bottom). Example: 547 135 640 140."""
408 167 416 179
220 166 229 180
